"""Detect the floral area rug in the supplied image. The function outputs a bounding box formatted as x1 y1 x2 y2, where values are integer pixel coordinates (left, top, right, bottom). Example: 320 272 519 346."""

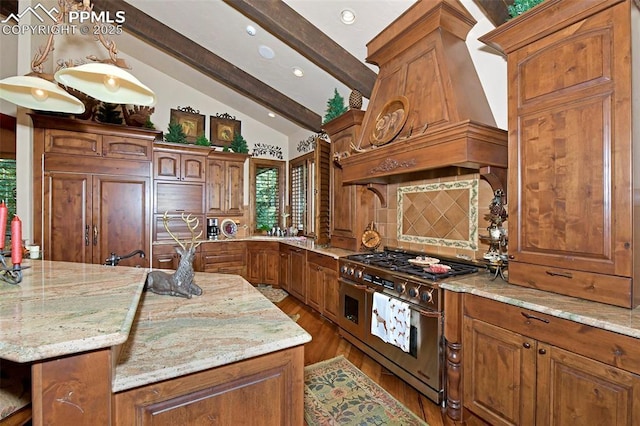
304 355 428 425
255 284 289 303
255 285 299 322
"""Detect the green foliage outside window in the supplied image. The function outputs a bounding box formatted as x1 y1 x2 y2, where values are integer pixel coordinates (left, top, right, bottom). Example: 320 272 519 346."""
255 167 279 230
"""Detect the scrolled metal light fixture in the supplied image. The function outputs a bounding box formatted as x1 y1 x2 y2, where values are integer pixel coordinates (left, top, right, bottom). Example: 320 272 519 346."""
0 0 156 114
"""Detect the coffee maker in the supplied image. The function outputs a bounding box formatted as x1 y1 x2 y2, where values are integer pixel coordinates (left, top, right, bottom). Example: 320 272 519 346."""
207 218 219 240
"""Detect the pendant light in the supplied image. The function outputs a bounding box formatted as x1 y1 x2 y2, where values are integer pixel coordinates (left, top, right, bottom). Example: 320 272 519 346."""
0 75 85 114
54 62 156 106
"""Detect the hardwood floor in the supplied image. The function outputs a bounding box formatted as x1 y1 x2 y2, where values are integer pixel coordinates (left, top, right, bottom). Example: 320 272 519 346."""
276 295 461 426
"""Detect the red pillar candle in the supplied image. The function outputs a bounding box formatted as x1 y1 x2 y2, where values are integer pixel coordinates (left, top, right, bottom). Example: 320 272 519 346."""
11 216 22 265
0 202 6 250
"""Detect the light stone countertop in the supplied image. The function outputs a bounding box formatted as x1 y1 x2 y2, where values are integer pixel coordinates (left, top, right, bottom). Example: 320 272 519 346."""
184 236 357 259
112 272 311 392
0 260 148 363
441 273 640 339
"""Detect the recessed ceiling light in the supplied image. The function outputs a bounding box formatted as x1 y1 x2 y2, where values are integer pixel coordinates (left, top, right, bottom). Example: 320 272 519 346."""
268 112 276 118
292 67 304 77
340 9 356 25
246 25 257 36
258 45 275 59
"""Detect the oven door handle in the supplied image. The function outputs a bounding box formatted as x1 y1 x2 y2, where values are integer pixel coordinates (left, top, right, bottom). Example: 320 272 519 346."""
355 285 376 294
414 307 441 319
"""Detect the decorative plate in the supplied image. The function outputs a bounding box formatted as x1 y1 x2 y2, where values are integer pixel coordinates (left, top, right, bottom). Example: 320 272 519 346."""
370 96 409 146
220 219 238 239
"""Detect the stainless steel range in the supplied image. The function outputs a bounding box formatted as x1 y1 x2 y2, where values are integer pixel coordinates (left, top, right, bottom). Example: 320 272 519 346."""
338 247 479 405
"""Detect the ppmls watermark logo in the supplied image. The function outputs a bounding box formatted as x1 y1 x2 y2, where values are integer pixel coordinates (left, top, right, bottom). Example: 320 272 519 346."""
2 3 125 36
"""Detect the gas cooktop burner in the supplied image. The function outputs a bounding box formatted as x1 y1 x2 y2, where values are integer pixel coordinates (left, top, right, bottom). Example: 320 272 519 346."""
344 247 479 281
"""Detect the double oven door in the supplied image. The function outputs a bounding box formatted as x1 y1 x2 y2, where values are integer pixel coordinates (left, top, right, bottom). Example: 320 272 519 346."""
338 277 444 402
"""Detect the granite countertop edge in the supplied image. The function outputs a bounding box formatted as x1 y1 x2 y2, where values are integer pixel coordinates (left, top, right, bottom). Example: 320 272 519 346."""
441 275 640 340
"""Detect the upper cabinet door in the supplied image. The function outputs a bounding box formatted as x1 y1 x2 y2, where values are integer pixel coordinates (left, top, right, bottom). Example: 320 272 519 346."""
154 152 181 180
508 6 631 277
45 129 101 156
181 154 206 182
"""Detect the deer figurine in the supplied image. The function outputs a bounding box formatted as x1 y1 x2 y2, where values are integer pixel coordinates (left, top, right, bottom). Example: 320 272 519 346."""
145 212 203 298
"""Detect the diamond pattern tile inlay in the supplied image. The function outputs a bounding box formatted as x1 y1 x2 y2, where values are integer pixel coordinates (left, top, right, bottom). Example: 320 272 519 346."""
397 179 479 250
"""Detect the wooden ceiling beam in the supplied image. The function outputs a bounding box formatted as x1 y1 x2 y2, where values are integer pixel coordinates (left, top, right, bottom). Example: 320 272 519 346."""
0 1 18 20
91 0 322 132
224 0 377 99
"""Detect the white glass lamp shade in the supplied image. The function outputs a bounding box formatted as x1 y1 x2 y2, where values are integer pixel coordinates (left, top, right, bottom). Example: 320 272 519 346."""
54 63 157 106
0 75 85 114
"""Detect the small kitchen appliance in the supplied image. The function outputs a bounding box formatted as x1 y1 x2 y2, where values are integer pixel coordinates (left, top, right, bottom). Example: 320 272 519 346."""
207 218 219 240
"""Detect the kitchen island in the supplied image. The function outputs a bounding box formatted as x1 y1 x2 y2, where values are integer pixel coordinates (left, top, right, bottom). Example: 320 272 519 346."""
0 260 311 425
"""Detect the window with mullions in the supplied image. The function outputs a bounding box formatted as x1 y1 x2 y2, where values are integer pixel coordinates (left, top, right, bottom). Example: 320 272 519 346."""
250 158 285 233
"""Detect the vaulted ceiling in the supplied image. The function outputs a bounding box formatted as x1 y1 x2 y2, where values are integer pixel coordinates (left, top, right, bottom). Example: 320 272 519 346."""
1 0 510 137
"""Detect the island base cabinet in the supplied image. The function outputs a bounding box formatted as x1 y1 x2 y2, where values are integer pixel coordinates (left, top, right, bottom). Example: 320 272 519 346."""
32 349 112 425
463 306 640 425
113 346 304 425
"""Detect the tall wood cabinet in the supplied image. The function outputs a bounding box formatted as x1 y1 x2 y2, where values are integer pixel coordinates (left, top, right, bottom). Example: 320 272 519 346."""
32 115 156 267
480 0 640 308
206 152 247 217
322 110 374 251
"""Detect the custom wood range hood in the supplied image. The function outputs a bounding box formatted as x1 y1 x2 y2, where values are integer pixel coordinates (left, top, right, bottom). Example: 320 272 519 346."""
338 0 508 186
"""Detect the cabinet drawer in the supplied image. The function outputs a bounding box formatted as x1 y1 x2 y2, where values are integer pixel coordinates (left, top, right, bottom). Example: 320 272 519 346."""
463 294 640 375
307 252 336 269
102 135 152 160
509 261 632 308
45 129 100 156
202 252 245 265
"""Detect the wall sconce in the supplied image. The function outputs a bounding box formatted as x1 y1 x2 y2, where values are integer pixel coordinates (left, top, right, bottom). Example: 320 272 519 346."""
0 0 156 114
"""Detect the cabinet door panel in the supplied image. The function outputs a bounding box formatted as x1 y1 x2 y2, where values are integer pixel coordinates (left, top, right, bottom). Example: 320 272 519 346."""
102 135 152 161
155 182 205 214
289 249 306 301
93 176 150 267
206 160 224 214
44 172 91 263
306 264 323 312
181 155 206 181
323 267 339 322
226 161 244 214
463 317 536 426
154 152 181 180
537 344 640 426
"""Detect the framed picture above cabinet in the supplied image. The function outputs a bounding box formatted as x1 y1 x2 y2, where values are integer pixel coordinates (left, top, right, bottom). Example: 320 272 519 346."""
170 106 205 143
210 113 241 148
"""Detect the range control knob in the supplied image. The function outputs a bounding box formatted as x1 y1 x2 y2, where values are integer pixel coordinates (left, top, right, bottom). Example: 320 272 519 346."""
408 287 419 298
421 289 434 304
348 267 355 276
340 265 348 275
395 281 406 294
355 268 364 279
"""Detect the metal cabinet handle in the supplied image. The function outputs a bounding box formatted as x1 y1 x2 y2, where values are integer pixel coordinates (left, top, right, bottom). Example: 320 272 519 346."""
545 270 573 279
521 311 549 324
539 348 547 355
93 225 98 246
523 342 531 349
85 225 89 246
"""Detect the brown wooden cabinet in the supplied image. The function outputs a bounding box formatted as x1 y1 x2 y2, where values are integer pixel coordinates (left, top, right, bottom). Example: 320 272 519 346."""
287 246 306 301
306 252 339 322
461 294 640 425
206 152 247 217
31 115 156 267
113 346 304 425
322 110 374 251
153 144 208 242
245 241 279 285
279 244 291 292
200 241 245 275
480 0 639 308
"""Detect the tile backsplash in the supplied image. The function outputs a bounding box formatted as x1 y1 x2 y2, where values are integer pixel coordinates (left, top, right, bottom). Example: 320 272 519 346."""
376 173 494 260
